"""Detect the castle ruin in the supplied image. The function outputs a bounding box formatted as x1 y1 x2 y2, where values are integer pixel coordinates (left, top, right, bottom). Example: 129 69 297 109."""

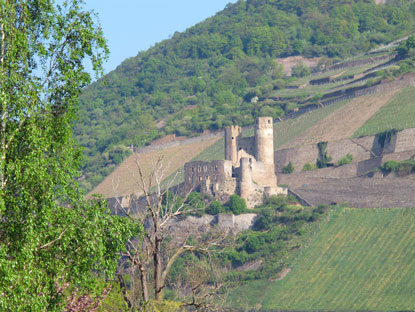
184 117 287 207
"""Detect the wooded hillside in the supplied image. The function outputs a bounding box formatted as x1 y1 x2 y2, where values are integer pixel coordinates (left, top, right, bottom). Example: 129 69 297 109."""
75 0 415 191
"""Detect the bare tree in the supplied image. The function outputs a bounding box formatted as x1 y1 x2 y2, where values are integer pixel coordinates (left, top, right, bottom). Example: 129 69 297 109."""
113 157 228 310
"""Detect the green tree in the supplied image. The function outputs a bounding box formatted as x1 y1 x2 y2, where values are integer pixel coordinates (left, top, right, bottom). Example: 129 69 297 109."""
291 61 311 78
0 1 137 311
228 194 247 215
282 162 295 174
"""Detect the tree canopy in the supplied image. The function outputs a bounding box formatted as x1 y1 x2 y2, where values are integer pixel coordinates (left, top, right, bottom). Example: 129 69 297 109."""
0 1 136 310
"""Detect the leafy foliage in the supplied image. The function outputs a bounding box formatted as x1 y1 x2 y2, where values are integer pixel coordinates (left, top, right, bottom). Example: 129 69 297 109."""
337 153 353 166
227 194 248 215
0 1 137 310
75 0 415 191
302 162 317 171
206 200 225 215
316 141 333 168
379 159 415 176
220 196 330 282
282 161 295 174
291 62 311 78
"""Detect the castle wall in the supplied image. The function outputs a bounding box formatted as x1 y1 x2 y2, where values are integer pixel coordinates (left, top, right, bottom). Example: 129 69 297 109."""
238 137 255 160
239 158 253 199
165 213 258 236
184 160 232 194
225 126 241 164
275 128 415 174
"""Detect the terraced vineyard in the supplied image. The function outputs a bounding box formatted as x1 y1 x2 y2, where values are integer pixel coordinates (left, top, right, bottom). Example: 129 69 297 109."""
228 207 415 311
354 86 415 137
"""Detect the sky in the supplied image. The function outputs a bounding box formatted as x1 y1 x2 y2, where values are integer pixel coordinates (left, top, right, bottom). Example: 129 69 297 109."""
83 0 238 74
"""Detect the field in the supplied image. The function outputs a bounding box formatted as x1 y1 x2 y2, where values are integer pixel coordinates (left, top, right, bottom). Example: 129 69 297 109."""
228 207 415 311
354 86 415 137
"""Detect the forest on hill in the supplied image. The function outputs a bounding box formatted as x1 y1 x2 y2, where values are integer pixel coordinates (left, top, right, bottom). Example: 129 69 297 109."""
75 0 415 191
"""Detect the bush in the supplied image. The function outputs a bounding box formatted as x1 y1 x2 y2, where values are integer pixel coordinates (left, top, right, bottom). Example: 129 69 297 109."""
253 208 274 231
244 234 265 254
380 160 400 174
316 141 332 168
282 162 295 174
206 201 225 215
302 163 317 171
266 195 288 212
227 194 248 215
337 153 353 166
291 61 310 78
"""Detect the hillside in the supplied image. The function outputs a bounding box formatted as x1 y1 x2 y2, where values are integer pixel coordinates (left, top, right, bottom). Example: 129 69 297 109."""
91 63 415 198
228 207 415 311
75 0 415 192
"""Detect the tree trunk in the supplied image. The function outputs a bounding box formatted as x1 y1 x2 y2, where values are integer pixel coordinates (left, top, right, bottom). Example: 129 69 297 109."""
117 273 132 310
154 236 163 300
139 265 149 303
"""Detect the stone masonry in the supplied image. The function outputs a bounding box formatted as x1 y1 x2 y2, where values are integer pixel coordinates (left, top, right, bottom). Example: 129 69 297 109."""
184 117 287 207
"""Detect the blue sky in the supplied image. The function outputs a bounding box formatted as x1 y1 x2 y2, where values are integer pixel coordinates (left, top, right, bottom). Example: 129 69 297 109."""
84 0 237 74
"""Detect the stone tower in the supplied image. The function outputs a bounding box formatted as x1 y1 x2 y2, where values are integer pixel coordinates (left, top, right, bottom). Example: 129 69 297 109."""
225 125 241 165
239 157 252 199
255 117 274 165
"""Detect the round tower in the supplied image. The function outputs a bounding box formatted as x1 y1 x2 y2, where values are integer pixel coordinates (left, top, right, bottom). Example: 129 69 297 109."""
239 157 252 200
255 117 274 165
225 125 241 165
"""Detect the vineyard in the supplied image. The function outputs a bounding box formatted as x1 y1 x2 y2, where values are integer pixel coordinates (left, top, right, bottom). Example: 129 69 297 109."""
354 86 415 137
229 207 415 311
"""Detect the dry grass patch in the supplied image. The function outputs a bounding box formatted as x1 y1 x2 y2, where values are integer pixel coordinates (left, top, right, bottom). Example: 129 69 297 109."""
89 137 219 198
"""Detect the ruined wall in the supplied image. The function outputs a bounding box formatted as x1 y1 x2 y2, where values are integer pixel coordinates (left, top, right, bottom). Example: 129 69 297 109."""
238 137 255 158
275 128 415 174
275 145 319 173
184 160 232 194
166 213 257 236
225 126 241 164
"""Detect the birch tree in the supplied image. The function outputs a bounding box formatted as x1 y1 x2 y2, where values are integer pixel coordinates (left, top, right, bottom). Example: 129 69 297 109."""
0 1 136 311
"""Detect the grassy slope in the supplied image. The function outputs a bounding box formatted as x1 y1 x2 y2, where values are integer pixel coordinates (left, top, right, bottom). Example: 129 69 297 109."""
354 86 415 137
229 207 415 311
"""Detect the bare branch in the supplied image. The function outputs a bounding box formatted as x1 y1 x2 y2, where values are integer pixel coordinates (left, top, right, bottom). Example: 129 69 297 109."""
38 230 67 250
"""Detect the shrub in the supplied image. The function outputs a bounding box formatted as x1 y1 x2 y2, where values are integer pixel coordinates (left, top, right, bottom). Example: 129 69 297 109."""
291 61 310 77
244 234 265 254
316 141 332 168
379 160 400 174
253 208 274 231
337 153 353 166
302 163 317 171
266 195 288 212
227 194 248 215
206 201 225 215
282 162 295 174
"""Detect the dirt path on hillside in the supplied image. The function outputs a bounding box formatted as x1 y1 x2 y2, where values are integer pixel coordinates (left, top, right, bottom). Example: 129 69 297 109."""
281 89 398 149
